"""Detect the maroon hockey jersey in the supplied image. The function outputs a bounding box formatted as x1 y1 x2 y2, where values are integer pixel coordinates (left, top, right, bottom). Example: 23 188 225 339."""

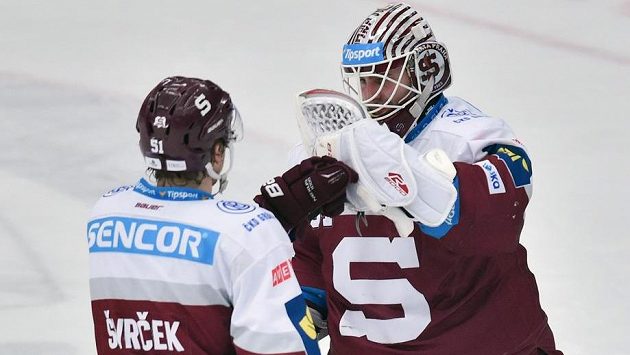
293 156 562 354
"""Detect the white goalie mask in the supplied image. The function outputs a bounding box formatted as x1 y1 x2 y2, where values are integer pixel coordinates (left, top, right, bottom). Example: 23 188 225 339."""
341 2 452 138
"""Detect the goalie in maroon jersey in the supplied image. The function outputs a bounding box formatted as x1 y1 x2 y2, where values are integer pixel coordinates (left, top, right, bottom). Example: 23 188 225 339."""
255 2 562 354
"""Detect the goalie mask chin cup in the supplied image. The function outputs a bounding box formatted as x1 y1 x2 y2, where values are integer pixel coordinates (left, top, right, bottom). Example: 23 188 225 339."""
380 101 418 139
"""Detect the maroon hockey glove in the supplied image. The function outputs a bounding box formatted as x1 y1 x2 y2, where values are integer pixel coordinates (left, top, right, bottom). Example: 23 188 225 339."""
254 156 358 231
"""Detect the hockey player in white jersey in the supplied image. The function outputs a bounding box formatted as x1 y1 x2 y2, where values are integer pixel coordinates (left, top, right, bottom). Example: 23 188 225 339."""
87 76 356 354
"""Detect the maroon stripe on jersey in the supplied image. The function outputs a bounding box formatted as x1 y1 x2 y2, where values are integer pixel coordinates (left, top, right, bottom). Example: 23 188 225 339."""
92 299 233 354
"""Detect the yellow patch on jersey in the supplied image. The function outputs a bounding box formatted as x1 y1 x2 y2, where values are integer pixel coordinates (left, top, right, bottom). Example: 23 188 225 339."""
299 307 317 340
497 147 530 172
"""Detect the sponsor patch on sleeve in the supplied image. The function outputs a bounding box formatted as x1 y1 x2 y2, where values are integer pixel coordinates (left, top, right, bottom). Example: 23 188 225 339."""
474 160 506 194
483 144 533 188
271 259 293 287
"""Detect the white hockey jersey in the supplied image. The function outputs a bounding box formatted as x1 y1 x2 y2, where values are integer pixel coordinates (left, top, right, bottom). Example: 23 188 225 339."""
406 96 529 180
87 178 319 354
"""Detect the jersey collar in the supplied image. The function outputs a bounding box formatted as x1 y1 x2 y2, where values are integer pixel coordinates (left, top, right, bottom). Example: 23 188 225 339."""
133 178 214 201
404 94 448 144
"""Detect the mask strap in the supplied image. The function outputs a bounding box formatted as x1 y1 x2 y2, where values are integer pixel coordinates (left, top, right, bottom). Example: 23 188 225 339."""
206 142 235 194
409 74 434 120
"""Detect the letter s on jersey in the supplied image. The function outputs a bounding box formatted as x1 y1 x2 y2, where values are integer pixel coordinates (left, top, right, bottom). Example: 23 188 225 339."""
332 237 431 344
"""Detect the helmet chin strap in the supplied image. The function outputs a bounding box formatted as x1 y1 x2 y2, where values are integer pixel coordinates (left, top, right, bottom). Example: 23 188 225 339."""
215 177 228 195
206 142 235 195
206 171 228 195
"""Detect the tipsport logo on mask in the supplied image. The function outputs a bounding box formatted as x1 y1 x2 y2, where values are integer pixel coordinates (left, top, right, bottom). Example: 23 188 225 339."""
342 43 384 65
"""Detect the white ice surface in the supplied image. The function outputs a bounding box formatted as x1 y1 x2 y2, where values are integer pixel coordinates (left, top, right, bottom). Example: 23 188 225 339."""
1 0 629 354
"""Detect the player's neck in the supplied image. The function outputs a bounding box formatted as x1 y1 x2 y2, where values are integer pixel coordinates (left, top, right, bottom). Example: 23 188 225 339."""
157 176 216 194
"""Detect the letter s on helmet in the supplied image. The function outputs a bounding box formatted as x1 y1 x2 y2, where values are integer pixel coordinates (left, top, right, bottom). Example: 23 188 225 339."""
341 2 452 139
136 76 243 188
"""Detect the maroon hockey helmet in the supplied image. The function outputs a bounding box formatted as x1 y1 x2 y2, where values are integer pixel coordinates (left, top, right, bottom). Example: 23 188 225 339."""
136 76 243 174
341 2 452 138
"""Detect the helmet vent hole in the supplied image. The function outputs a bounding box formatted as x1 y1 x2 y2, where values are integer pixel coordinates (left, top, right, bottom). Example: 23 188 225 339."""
183 134 189 145
169 105 176 115
149 100 156 113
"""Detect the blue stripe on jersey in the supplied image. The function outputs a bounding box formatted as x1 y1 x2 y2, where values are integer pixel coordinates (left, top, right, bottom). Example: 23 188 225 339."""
87 216 219 265
483 144 533 187
301 286 328 317
405 95 448 143
133 178 214 201
284 294 321 355
420 177 460 239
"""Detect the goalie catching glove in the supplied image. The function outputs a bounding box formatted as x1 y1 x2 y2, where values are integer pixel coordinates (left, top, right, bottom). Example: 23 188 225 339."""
254 156 358 231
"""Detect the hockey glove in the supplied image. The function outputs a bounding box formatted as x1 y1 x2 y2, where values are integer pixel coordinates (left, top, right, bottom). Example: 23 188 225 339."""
254 156 358 231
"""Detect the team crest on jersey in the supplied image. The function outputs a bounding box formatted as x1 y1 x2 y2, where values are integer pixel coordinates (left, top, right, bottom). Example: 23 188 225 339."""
217 200 256 214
